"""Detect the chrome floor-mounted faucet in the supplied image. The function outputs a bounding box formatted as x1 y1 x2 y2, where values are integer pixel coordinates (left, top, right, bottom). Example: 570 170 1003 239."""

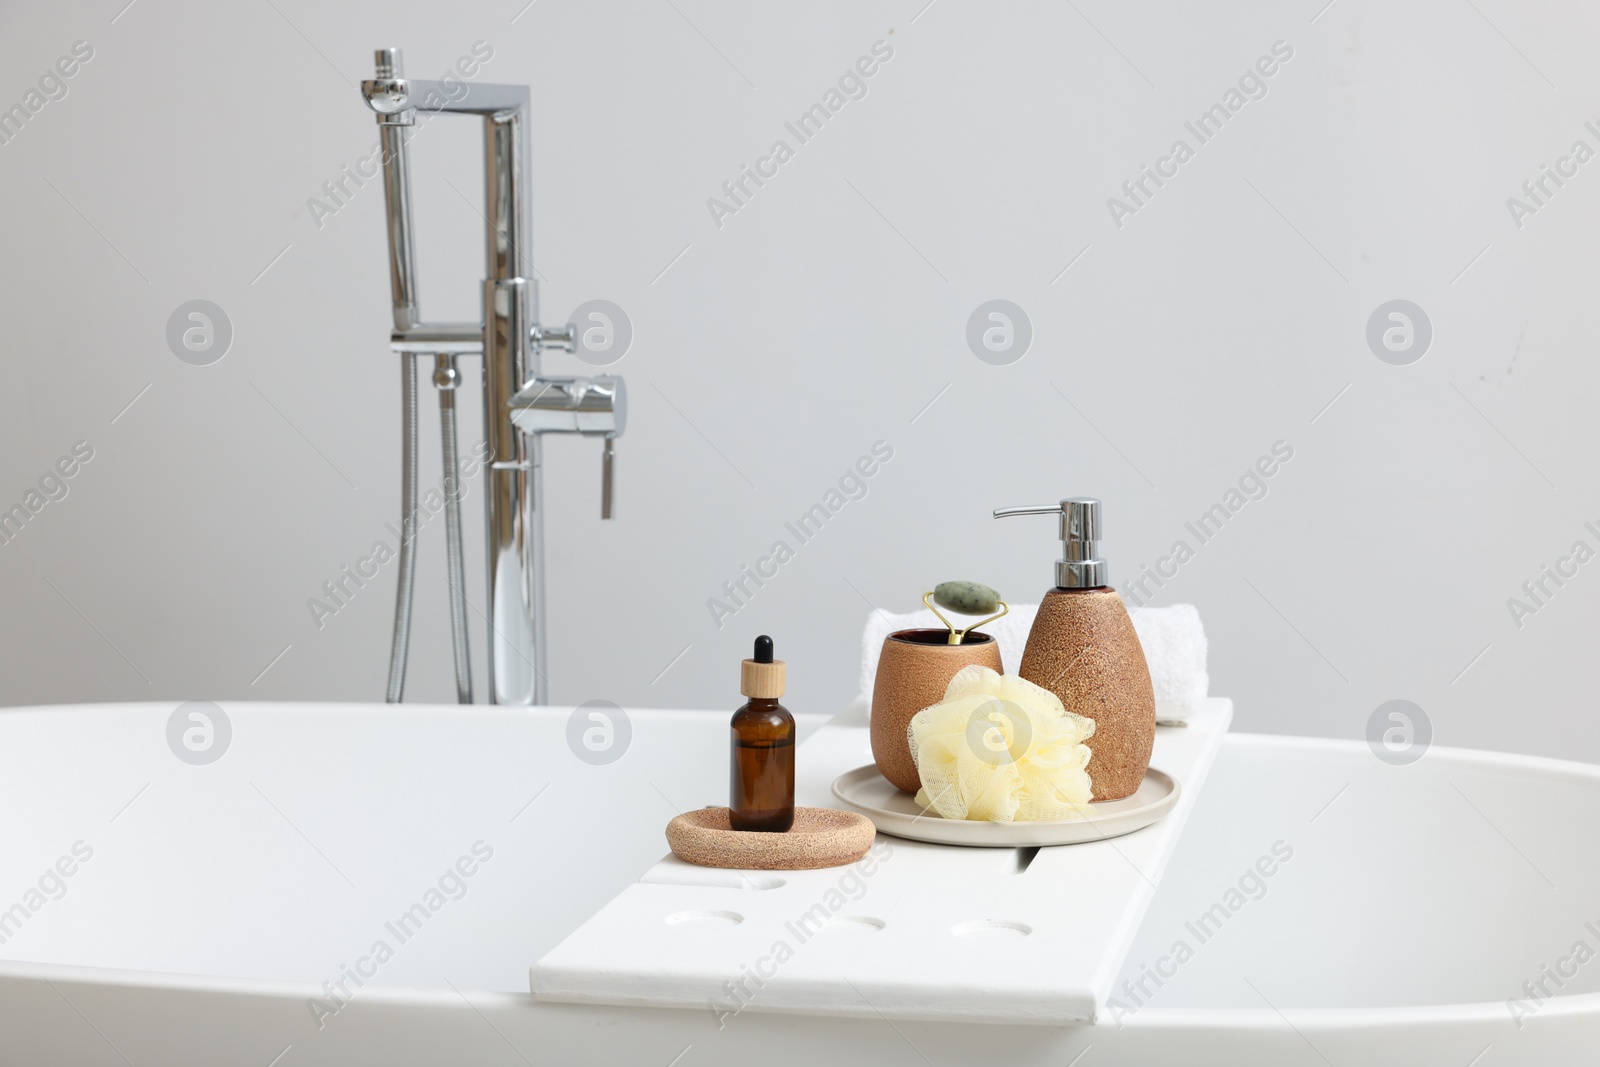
361 48 625 706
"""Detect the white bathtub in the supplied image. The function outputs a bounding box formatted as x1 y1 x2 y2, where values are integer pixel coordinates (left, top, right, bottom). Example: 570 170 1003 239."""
0 703 1594 1065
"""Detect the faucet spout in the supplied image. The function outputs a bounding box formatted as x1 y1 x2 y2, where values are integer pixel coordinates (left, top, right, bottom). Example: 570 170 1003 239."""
363 48 532 122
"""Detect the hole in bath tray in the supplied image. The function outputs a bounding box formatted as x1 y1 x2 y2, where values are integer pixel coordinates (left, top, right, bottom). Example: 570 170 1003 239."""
951 920 1032 939
665 909 744 928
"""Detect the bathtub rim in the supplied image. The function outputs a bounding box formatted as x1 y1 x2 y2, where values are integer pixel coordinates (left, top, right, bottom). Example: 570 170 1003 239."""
1 713 1596 1031
0 954 1595 1033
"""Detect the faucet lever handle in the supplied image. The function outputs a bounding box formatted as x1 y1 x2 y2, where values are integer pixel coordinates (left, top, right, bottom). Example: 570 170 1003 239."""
601 434 616 520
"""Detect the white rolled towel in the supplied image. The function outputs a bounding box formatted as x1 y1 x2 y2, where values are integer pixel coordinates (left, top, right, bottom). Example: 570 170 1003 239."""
859 602 1209 724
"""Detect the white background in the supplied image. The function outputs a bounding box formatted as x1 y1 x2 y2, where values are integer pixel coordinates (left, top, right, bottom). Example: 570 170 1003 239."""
1 0 1595 761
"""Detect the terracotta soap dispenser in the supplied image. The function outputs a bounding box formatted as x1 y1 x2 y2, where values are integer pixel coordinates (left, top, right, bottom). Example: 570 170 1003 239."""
994 497 1155 801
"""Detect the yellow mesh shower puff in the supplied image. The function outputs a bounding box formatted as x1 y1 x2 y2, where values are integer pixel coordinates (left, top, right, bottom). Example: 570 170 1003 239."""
907 664 1096 822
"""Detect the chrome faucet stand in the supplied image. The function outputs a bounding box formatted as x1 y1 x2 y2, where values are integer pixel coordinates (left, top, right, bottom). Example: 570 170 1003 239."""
362 48 625 706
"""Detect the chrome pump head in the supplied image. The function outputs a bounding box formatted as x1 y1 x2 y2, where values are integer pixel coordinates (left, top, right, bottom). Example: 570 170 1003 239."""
992 497 1107 589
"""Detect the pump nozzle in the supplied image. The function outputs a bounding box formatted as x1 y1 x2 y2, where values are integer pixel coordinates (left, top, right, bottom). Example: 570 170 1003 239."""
993 497 1107 589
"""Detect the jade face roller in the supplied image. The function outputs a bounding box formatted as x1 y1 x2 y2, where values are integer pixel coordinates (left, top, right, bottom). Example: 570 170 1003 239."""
923 581 1009 645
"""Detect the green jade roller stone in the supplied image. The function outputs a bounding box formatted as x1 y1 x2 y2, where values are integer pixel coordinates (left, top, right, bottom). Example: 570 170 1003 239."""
933 581 1001 615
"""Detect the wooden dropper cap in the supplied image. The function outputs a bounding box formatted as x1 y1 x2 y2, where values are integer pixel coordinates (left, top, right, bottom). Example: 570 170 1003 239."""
740 634 785 698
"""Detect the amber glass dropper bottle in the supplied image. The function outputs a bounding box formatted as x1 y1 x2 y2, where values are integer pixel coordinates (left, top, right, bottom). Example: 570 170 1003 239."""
730 635 795 832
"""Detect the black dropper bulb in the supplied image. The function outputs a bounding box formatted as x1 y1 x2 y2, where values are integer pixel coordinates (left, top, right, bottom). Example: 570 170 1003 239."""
753 635 773 664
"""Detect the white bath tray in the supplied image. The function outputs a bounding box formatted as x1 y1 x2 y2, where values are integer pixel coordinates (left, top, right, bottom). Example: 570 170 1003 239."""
831 764 1181 846
530 697 1232 1024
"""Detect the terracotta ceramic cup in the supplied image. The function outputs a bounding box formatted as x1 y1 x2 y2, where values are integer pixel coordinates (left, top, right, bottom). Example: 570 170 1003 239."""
870 629 1003 794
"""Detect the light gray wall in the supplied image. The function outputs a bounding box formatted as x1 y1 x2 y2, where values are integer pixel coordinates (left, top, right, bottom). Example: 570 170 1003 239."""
2 0 1595 762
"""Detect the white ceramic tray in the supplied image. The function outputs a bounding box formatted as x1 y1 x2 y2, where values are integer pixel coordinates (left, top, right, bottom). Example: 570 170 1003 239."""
831 763 1180 846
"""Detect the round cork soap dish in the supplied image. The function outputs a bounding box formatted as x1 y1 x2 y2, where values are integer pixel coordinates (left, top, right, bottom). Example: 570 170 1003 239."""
666 807 876 870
